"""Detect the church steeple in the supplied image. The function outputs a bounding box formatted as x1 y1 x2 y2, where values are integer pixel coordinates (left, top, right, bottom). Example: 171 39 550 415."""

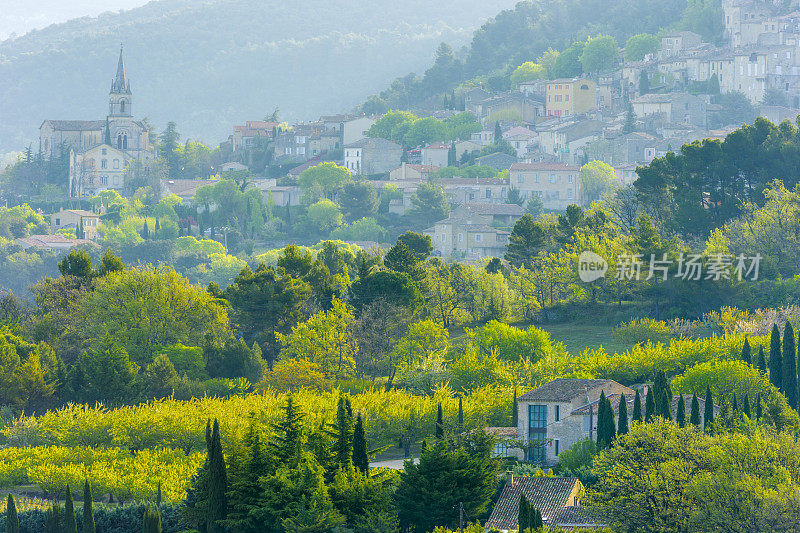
110 45 131 95
109 45 132 118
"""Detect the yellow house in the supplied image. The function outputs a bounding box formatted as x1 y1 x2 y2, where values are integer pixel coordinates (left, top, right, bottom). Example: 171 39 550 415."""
545 79 597 117
51 208 101 239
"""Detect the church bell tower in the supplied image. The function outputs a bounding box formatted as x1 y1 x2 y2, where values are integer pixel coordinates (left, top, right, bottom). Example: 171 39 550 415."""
109 45 132 118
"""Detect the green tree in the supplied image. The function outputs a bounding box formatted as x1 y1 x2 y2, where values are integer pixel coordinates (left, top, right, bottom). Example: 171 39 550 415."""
333 396 354 469
579 35 619 74
758 346 767 374
207 419 227 533
518 493 530 532
644 387 655 422
298 162 351 203
783 322 797 410
505 214 545 267
690 394 701 426
75 339 139 404
82 481 95 533
410 182 449 225
639 70 650 95
5 494 19 533
225 423 271 533
770 324 782 389
708 73 720 94
352 413 369 473
632 389 642 423
142 506 162 533
676 394 686 428
57 249 93 279
44 504 62 533
64 484 77 533
273 395 305 469
397 231 433 261
307 199 344 232
617 394 629 435
580 161 616 205
435 403 444 440
552 41 585 78
159 122 181 178
510 62 546 86
624 34 659 61
704 385 714 431
339 181 378 222
741 337 752 365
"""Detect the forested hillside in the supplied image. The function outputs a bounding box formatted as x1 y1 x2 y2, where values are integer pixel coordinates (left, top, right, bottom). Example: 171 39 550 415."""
0 0 518 152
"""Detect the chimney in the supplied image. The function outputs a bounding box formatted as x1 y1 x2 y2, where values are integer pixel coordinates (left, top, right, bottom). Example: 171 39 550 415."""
506 471 514 486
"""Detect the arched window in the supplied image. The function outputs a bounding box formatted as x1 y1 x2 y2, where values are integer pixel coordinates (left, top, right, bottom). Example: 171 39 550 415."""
120 100 126 113
123 134 128 149
117 134 122 149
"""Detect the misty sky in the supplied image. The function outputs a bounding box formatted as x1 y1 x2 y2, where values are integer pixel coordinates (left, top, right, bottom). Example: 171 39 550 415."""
0 0 151 40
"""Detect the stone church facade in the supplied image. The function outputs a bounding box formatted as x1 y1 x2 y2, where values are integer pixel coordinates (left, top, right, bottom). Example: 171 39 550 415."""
39 48 155 196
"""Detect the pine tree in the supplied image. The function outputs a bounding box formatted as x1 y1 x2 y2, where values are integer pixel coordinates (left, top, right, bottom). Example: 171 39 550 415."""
743 394 751 418
142 505 163 533
758 346 767 374
333 396 354 468
644 387 655 422
64 485 77 533
225 423 270 532
704 385 714 432
617 394 629 435
511 389 518 428
435 403 444 440
690 394 700 426
6 494 19 533
783 322 798 410
273 394 304 468
632 389 642 423
207 419 227 533
741 337 752 365
518 493 529 532
770 323 782 389
459 395 465 430
352 413 369 473
676 394 686 428
83 481 95 533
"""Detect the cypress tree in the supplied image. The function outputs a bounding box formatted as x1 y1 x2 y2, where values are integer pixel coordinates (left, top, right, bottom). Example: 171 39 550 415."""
207 419 227 533
226 424 270 532
83 481 95 533
632 389 642 423
756 393 763 419
617 394 629 435
732 391 738 412
676 394 686 428
704 385 714 431
770 323 782 389
758 346 767 374
690 393 700 426
511 389 517 428
64 485 77 533
659 390 672 421
783 322 798 410
494 121 503 143
142 505 163 533
353 413 369 473
459 395 465 430
141 220 150 240
532 508 544 529
605 396 616 444
743 394 751 418
596 391 608 447
154 218 161 239
644 387 655 422
435 403 444 440
518 493 529 532
273 394 304 467
6 494 19 533
45 504 62 533
741 337 752 365
334 396 354 467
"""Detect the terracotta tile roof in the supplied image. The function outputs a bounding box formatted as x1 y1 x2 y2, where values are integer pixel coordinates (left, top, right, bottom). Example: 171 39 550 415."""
486 477 581 530
511 162 580 172
518 379 619 402
42 120 105 131
485 426 518 437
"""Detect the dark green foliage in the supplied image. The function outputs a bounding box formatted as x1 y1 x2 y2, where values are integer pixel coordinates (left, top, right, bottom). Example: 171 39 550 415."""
758 346 767 374
494 121 503 143
632 389 642 423
644 387 655 422
459 395 465 430
638 70 649 95
732 391 738 413
5 494 18 533
57 249 93 279
83 481 95 533
352 414 369 474
658 391 672 421
435 403 444 440
617 394 629 435
224 423 271 533
756 393 763 419
708 73 720 94
505 215 545 267
596 392 616 448
206 419 227 533
334 396 354 469
676 395 685 428
690 394 700 426
273 395 304 468
64 485 77 533
44 504 61 533
741 337 751 365
531 507 544 530
395 432 497 532
769 324 782 389
743 394 751 418
1 503 183 533
704 385 714 431
141 506 162 533
518 493 529 532
783 323 798 410
396 231 433 262
184 420 211 532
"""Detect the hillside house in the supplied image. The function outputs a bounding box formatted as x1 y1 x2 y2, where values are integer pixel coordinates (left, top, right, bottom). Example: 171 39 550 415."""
509 162 581 210
344 137 402 176
388 163 439 182
50 208 101 239
545 79 597 117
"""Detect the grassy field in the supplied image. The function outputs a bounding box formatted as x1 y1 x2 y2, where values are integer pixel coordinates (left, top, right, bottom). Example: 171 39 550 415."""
537 323 632 355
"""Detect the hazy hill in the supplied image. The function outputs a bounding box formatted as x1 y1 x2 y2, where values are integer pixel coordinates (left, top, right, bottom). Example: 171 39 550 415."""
0 0 519 152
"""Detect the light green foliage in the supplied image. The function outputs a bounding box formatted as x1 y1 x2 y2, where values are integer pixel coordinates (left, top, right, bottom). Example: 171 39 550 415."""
298 162 352 203
433 165 497 180
470 320 553 363
624 34 659 61
0 204 49 239
367 112 480 147
612 318 676 345
330 217 386 242
176 236 227 255
510 62 545 87
580 160 616 204
391 319 449 369
307 199 344 231
678 0 725 43
579 35 619 74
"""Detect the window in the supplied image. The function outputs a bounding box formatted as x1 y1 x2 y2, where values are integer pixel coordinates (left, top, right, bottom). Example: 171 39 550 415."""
555 439 560 456
100 176 108 185
55 218 60 226
475 234 482 242
101 159 107 169
120 100 126 113
113 159 119 169
534 173 540 183
528 405 547 463
485 188 491 198
555 405 560 421
549 174 557 183
458 233 464 242
102 148 107 155
440 234 446 242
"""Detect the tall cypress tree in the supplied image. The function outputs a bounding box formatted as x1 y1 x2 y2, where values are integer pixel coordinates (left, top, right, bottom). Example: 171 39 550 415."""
6 494 19 533
617 394 629 435
704 386 714 432
458 396 465 430
494 121 503 143
511 389 517 428
741 337 752 365
659 391 672 421
758 346 767 374
690 394 700 426
783 322 798 410
596 391 608 447
676 395 686 428
334 396 354 467
732 391 738 412
83 481 95 533
644 387 655 422
207 419 227 533
45 504 62 533
756 393 763 419
518 493 529 532
770 323 782 389
532 508 544 529
352 413 369 473
64 485 77 533
435 403 444 440
142 505 163 533
605 396 616 445
632 389 642 423
743 394 751 418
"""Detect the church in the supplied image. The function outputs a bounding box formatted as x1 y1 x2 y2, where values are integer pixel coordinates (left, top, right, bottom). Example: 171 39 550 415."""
39 47 155 197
